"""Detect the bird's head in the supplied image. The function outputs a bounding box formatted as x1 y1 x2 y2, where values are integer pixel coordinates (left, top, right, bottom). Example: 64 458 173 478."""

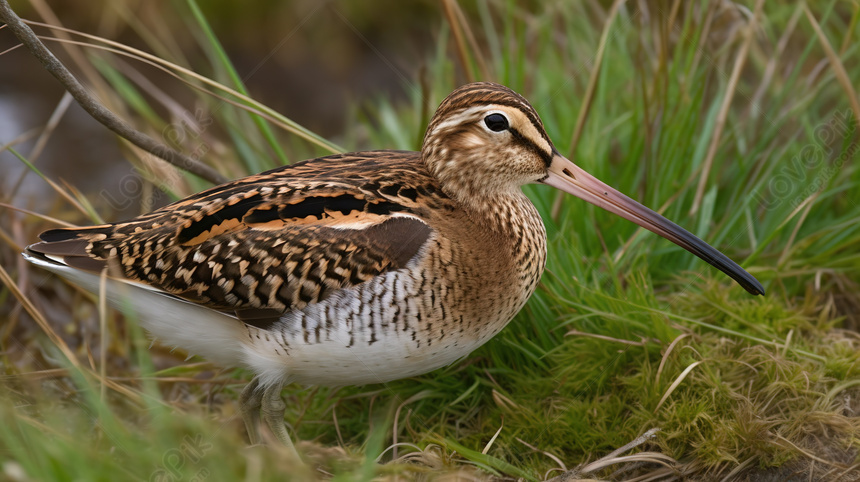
422 82 554 197
422 82 764 296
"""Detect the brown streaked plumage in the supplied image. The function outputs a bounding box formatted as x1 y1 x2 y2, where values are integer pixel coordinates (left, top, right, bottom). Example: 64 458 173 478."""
24 82 763 455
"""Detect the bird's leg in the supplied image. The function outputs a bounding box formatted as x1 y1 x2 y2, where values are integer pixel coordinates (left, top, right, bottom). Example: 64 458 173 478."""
260 382 299 459
239 376 264 444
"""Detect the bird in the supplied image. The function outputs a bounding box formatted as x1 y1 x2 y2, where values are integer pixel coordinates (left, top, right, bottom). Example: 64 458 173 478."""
23 82 764 454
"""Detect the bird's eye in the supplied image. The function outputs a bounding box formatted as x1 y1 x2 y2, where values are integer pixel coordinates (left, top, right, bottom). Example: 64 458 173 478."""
484 113 509 132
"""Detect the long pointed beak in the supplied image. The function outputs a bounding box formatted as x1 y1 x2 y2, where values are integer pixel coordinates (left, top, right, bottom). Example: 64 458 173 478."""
542 153 764 295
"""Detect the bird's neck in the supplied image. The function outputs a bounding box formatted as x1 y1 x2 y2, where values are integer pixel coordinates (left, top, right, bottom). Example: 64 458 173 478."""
420 151 544 237
444 182 546 259
462 190 548 304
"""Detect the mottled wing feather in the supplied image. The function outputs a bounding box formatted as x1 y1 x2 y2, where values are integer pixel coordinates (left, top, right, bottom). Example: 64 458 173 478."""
27 151 447 324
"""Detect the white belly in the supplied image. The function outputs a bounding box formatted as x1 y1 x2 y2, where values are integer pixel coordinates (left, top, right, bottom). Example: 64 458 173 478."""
240 269 515 388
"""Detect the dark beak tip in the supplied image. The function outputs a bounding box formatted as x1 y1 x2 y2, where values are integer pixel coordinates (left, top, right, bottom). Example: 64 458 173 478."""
745 279 766 296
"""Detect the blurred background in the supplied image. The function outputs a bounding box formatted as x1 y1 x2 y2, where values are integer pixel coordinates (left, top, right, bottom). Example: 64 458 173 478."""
0 0 445 215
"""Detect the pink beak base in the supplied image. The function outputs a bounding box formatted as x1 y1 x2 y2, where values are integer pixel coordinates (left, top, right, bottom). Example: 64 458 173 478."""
541 154 764 296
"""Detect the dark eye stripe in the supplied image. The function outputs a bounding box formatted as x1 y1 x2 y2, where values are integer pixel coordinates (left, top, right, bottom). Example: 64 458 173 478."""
509 127 552 167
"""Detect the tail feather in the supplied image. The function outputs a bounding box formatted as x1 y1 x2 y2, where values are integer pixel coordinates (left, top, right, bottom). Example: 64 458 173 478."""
38 225 113 242
24 224 249 369
27 225 114 273
27 238 88 256
22 249 245 367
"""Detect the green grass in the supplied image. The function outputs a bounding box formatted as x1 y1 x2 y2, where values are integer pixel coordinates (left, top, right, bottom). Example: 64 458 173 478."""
1 0 859 480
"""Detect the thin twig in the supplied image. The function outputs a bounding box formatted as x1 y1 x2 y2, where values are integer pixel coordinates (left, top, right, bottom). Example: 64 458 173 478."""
0 0 228 185
23 19 343 154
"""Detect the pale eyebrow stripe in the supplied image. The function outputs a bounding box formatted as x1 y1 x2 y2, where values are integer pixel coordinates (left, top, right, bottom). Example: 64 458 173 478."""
501 107 552 156
427 103 553 159
430 105 487 133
